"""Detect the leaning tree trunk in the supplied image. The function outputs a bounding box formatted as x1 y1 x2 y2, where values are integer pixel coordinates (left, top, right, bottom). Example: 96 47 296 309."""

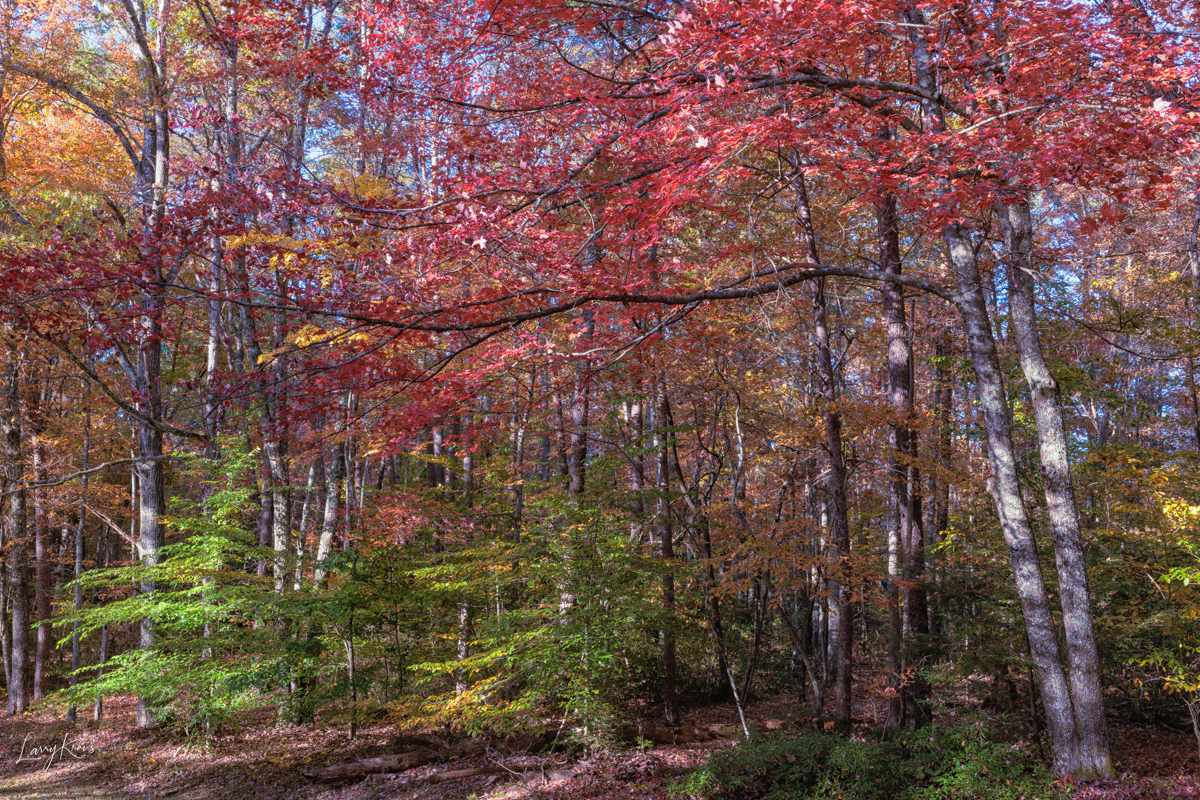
944 222 1080 775
999 199 1113 779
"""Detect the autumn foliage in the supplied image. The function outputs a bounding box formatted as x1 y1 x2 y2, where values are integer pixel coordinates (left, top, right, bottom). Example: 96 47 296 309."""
0 0 1198 793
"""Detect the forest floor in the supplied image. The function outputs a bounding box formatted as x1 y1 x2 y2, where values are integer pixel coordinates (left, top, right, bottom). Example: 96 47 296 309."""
0 690 1198 800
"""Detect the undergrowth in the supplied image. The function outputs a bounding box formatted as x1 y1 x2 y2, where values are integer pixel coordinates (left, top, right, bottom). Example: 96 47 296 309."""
678 716 1067 800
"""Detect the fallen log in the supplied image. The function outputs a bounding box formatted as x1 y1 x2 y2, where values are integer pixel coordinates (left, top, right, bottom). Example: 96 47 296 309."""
426 766 507 785
303 749 439 784
303 739 490 784
615 724 724 745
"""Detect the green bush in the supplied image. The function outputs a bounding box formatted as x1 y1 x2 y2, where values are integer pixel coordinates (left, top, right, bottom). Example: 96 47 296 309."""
680 724 1067 800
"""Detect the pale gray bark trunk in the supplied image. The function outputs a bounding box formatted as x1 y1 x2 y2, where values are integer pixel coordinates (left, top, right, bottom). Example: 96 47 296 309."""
431 425 446 487
31 432 49 702
295 459 318 590
455 600 470 695
567 355 590 498
878 186 909 728
314 444 345 589
461 410 474 505
944 222 1079 775
999 199 1113 779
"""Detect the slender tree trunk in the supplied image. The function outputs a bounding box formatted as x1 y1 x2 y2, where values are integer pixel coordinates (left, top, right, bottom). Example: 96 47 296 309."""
878 185 912 728
68 395 90 722
655 380 680 726
771 574 823 713
1188 196 1200 442
461 410 474 505
4 358 28 715
999 199 1113 779
793 168 853 733
455 600 470 695
314 443 345 589
0 499 8 694
31 433 49 702
432 425 446 487
511 376 531 537
257 485 272 578
296 459 319 590
568 351 591 498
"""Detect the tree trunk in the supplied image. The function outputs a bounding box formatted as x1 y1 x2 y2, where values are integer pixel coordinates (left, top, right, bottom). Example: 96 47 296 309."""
878 185 911 728
68 396 90 722
655 380 680 726
31 433 50 702
794 168 853 733
296 459 319 590
3 358 28 715
944 222 1080 775
455 600 470 695
999 199 1113 779
927 337 953 639
315 443 345 588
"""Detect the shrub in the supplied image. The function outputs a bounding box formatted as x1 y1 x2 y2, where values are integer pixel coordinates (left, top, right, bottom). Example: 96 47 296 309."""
680 723 1067 800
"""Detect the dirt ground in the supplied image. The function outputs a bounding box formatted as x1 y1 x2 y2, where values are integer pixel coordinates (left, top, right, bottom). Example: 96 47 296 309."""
1 694 1197 800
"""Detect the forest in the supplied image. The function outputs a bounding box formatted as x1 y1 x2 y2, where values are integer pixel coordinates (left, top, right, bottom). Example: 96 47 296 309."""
0 0 1199 798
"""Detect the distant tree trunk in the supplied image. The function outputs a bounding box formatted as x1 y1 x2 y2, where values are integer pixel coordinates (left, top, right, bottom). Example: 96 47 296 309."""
696 515 732 699
793 168 853 733
655 380 680 726
296 459 319 590
770 572 823 712
257 485 272 578
31 431 50 702
424 426 437 487
511 376 531 536
626 386 646 527
92 617 109 721
926 336 954 639
68 396 90 722
1189 207 1200 448
568 347 591 499
431 424 446 487
1186 358 1200 451
999 199 1113 779
461 409 474 505
3 358 28 715
0 503 8 694
314 443 345 589
455 600 470 695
